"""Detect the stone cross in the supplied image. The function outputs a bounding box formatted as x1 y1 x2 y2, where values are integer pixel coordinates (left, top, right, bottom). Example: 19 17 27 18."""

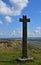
19 15 30 58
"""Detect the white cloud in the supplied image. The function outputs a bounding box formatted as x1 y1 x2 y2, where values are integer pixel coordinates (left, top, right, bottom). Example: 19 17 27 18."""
34 27 41 34
5 16 12 23
0 28 22 37
0 20 3 24
0 26 41 37
28 27 41 37
0 0 12 15
10 30 16 36
0 0 29 16
10 29 22 37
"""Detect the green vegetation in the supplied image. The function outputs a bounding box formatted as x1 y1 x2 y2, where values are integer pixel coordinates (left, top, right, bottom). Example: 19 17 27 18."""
0 40 41 65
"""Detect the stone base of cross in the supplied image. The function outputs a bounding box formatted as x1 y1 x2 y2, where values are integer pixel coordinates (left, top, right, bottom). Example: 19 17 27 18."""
16 57 34 62
16 15 34 62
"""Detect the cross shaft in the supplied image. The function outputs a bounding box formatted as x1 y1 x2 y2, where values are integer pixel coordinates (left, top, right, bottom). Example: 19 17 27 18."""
19 15 30 58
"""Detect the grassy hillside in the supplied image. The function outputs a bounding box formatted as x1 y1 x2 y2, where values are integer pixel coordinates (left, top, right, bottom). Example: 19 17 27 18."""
0 40 41 65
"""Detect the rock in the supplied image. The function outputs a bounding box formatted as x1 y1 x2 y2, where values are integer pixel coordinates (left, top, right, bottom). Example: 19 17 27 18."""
16 57 34 62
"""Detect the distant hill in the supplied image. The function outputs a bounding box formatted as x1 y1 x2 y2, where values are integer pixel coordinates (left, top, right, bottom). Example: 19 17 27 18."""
28 37 41 41
0 37 41 41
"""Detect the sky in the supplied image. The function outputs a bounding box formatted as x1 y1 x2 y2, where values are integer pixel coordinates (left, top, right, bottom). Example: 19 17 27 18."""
0 0 41 38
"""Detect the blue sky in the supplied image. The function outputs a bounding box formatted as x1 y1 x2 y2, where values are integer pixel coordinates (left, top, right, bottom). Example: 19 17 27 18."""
0 0 41 38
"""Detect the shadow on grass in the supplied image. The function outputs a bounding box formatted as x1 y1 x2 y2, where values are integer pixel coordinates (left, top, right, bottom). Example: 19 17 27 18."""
0 60 16 63
0 60 22 65
0 60 21 65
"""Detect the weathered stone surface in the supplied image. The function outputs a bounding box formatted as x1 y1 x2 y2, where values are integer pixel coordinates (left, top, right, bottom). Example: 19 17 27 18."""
16 15 34 62
19 15 30 58
16 57 34 62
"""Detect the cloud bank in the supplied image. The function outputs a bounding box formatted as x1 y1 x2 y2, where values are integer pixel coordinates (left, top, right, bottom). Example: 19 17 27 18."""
0 28 22 38
0 27 41 38
5 16 12 23
0 0 29 16
28 27 41 37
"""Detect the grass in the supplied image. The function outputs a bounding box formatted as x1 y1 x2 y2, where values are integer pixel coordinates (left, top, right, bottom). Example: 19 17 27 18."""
0 41 41 65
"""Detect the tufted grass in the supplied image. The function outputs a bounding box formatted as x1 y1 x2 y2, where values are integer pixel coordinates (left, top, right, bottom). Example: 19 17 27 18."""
0 41 41 65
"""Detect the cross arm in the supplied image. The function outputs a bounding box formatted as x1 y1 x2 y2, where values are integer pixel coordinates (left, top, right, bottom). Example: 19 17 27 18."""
19 18 23 22
19 15 30 22
27 18 30 22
